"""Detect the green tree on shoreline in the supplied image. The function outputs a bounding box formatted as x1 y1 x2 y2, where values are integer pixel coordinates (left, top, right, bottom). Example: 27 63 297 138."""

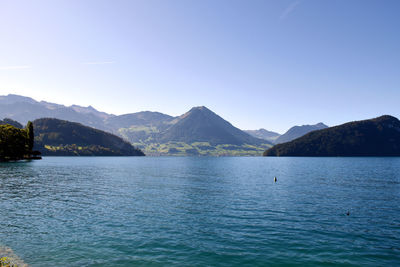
0 120 39 161
26 121 34 152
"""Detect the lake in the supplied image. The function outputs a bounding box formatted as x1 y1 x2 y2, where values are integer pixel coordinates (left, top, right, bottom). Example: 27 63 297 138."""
0 157 399 266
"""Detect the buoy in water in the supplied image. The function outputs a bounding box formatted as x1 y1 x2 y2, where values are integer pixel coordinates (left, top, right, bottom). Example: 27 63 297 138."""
346 211 350 216
274 177 277 182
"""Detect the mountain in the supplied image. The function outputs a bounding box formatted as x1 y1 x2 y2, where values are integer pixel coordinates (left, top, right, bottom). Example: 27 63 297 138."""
264 115 400 157
0 94 173 134
274 122 328 144
133 106 271 156
159 106 266 145
0 94 38 105
114 106 271 156
245 129 281 142
33 118 144 156
0 94 113 131
107 111 175 146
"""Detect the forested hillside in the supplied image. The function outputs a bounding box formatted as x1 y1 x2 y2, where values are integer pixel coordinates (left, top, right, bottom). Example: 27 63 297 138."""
33 118 145 156
264 116 400 156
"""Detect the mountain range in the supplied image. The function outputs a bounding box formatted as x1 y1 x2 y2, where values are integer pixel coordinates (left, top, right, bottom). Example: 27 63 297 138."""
0 94 271 155
245 123 329 144
1 94 398 157
0 94 112 131
121 106 270 156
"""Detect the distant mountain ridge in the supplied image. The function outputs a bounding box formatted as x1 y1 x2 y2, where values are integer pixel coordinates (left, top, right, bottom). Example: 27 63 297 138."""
0 94 176 133
0 94 112 131
264 115 400 156
0 94 37 105
274 122 328 144
106 111 174 130
70 104 112 120
245 129 281 143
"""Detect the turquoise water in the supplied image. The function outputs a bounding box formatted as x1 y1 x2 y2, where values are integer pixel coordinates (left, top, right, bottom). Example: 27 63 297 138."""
0 157 399 266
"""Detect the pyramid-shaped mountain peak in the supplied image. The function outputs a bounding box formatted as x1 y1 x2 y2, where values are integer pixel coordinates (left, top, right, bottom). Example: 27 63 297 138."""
160 106 266 146
186 106 213 114
190 106 209 111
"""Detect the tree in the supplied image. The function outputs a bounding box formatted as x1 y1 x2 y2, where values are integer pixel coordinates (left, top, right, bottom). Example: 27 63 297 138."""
0 125 27 160
26 121 34 153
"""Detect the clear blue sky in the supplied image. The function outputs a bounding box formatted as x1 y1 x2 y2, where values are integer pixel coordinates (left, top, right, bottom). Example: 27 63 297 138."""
0 0 399 133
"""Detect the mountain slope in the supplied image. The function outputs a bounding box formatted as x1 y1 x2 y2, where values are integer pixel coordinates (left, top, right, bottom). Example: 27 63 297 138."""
105 111 174 130
33 118 144 156
108 111 175 145
159 106 267 145
70 105 112 120
264 115 400 156
245 129 280 142
275 123 328 144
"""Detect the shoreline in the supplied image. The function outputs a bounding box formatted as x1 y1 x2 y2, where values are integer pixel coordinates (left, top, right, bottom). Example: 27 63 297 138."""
0 246 28 267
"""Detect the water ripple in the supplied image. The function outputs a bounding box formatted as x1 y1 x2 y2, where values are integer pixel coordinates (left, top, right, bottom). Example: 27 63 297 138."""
0 157 399 266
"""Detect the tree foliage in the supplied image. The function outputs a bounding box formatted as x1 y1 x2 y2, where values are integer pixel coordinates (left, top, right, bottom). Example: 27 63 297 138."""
26 121 34 152
0 119 38 161
0 125 30 160
0 118 23 129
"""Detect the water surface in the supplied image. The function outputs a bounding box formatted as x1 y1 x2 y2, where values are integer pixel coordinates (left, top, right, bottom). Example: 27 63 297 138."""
0 157 399 266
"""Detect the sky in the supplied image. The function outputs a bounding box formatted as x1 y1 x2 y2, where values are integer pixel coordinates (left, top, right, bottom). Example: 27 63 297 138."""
0 0 399 133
